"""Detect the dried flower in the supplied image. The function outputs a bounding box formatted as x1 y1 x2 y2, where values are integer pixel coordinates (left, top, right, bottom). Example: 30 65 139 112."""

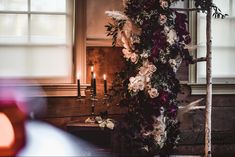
122 48 132 59
105 11 128 21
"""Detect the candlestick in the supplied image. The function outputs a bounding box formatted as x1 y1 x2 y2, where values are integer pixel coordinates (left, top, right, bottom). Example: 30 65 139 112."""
103 74 107 95
77 73 81 98
93 73 96 96
91 66 94 89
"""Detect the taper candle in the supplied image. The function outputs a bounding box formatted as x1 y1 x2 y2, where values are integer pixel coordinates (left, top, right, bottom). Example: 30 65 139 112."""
93 73 96 96
91 66 94 88
77 73 81 98
103 74 107 95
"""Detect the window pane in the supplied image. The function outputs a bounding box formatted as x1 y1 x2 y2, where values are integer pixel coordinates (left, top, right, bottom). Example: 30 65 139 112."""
0 46 72 77
0 0 27 11
197 47 235 80
31 0 66 12
30 15 66 44
198 17 235 47
0 14 28 43
0 47 28 77
197 0 235 82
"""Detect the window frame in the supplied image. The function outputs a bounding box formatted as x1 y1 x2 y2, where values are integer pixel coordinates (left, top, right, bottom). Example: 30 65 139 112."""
188 1 235 95
0 0 88 97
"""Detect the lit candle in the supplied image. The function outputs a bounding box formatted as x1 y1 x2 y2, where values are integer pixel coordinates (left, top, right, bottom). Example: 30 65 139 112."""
77 73 81 98
93 73 96 96
91 66 94 88
103 74 107 95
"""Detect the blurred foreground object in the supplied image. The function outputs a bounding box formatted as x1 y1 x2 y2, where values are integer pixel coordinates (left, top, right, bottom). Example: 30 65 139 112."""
0 94 26 156
0 80 109 156
18 120 109 156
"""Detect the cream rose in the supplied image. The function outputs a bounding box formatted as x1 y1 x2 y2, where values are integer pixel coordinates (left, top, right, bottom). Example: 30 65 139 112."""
148 88 159 98
128 75 145 92
160 0 169 9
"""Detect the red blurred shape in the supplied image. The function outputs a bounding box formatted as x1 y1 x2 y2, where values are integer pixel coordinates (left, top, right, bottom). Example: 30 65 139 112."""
0 100 26 156
0 113 15 147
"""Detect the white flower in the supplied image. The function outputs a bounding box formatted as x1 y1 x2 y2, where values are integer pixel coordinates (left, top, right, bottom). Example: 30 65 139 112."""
128 75 145 92
148 88 159 98
139 60 157 77
160 0 169 9
95 116 103 123
140 49 150 58
169 59 177 66
169 58 181 73
145 76 151 83
106 120 115 130
152 115 167 148
130 53 139 64
99 121 106 128
167 29 178 45
164 26 170 33
105 11 128 21
159 14 167 25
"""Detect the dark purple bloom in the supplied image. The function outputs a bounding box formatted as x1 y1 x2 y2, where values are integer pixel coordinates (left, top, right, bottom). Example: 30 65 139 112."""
167 104 178 118
175 11 191 44
151 27 167 57
159 91 169 105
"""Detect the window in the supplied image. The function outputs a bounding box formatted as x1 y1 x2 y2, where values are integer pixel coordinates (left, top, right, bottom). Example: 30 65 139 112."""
189 0 235 95
197 0 235 84
0 0 74 83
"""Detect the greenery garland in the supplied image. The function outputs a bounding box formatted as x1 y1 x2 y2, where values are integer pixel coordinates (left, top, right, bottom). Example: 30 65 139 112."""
105 0 227 156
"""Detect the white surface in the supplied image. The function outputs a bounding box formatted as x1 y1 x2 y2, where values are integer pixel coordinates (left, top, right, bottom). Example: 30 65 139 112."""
18 120 108 156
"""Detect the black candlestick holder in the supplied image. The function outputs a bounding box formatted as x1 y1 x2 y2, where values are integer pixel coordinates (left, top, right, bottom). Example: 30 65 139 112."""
90 95 98 117
103 94 110 113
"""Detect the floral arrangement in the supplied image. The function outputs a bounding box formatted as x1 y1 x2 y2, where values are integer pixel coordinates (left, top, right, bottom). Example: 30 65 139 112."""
105 0 226 156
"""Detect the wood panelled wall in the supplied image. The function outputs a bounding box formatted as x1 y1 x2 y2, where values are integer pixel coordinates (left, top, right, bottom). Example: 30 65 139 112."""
42 47 235 156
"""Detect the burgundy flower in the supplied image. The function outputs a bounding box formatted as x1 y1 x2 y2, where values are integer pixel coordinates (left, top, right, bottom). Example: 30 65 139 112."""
167 104 178 118
159 91 169 104
151 27 167 57
175 11 191 43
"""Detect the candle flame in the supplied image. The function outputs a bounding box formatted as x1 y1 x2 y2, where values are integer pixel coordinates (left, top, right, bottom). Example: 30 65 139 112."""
91 66 94 72
77 73 80 79
103 74 106 80
93 73 96 79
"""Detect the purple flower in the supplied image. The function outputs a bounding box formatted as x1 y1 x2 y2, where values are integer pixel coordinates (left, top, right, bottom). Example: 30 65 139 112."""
175 12 191 44
159 91 169 104
151 27 167 57
167 104 178 118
